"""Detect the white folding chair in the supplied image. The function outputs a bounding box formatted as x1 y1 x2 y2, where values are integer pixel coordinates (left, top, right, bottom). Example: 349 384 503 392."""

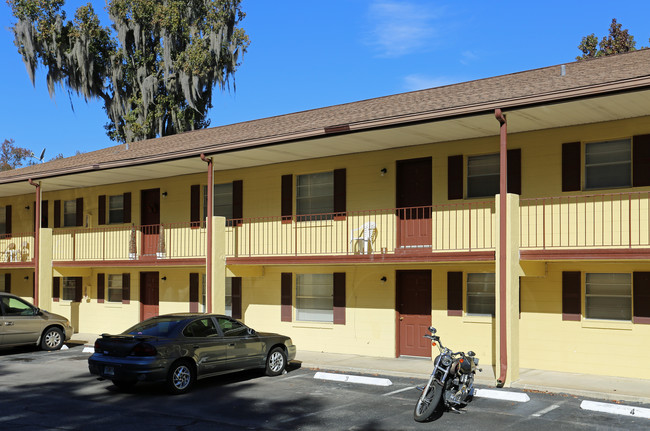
349 222 377 254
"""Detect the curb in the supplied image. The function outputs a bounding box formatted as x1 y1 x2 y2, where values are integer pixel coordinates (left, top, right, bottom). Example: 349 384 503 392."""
510 382 650 406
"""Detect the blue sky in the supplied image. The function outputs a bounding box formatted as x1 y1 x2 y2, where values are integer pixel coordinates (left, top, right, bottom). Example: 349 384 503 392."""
1 0 649 159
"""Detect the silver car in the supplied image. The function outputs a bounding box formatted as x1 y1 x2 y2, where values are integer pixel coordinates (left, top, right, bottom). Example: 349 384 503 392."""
0 292 73 350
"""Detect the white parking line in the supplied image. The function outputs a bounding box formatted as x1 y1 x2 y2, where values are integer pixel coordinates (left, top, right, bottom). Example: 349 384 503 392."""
474 388 530 402
531 404 560 417
314 372 392 387
580 400 650 419
382 386 416 396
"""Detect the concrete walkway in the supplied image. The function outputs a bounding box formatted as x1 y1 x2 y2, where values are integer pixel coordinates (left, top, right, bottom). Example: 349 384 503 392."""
70 333 650 405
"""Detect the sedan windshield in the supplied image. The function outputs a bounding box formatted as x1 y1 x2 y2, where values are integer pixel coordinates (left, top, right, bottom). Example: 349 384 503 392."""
123 317 182 337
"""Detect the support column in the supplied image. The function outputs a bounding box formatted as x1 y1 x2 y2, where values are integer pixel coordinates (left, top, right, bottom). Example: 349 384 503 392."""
495 193 522 386
201 154 213 312
37 228 53 307
28 179 41 306
211 216 226 314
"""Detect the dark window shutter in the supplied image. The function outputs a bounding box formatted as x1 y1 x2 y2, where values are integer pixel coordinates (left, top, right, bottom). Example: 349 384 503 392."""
507 148 522 195
190 185 201 226
232 180 243 225
333 169 346 219
633 134 650 187
97 273 105 303
5 205 11 235
281 175 292 223
4 273 10 293
231 277 242 319
74 277 83 302
76 197 84 227
281 272 292 321
54 200 61 228
448 155 463 200
333 272 346 324
123 192 132 223
447 272 463 316
189 273 199 312
52 277 60 302
562 142 581 192
562 271 581 321
41 200 48 228
122 273 131 304
98 195 106 225
633 272 650 324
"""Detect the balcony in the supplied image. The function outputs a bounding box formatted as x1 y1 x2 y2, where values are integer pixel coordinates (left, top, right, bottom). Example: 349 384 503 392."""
520 191 650 257
0 232 35 265
226 202 496 260
52 222 207 263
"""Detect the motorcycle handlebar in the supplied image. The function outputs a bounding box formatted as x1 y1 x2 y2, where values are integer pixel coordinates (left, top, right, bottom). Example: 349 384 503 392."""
424 333 467 358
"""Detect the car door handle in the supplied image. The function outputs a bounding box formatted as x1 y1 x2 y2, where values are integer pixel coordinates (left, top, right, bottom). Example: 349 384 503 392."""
5 321 14 326
228 343 235 347
193 345 200 349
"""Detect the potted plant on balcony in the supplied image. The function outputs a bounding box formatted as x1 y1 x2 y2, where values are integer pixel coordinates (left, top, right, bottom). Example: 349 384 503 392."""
128 226 137 260
157 225 166 259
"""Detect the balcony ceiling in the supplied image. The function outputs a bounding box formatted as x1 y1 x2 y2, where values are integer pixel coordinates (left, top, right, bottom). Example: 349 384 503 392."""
2 88 649 198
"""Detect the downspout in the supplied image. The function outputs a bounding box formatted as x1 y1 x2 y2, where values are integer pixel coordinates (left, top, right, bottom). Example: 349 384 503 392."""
495 109 508 387
200 154 213 313
28 179 41 307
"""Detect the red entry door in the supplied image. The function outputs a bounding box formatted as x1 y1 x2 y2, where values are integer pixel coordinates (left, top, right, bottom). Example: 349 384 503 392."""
396 270 432 357
140 272 159 321
396 157 432 249
140 188 160 258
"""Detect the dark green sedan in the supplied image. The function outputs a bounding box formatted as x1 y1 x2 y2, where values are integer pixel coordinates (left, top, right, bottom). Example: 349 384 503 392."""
88 313 297 394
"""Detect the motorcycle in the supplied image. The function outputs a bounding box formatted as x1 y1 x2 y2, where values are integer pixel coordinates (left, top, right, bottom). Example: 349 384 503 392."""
413 326 481 422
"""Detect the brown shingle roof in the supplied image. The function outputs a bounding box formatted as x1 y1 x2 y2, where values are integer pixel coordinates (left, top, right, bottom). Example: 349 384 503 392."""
3 49 650 183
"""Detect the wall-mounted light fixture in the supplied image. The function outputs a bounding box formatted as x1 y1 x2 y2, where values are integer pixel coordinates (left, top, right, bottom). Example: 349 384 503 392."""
380 168 387 176
162 192 168 197
380 276 387 283
24 276 29 280
161 276 167 281
25 205 30 210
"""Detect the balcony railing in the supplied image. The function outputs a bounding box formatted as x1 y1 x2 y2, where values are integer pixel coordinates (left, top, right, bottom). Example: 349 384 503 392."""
520 191 650 249
226 202 495 257
53 222 207 261
0 232 35 263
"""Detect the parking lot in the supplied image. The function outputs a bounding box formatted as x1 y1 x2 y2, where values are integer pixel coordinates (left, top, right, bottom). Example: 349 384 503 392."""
0 344 648 430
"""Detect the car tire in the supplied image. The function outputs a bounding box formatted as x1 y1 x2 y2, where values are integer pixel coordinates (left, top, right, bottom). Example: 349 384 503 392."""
265 347 287 376
112 379 137 391
40 327 64 351
166 359 195 395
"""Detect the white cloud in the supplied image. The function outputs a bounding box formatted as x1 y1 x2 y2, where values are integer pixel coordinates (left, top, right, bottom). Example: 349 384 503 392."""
363 1 440 58
402 74 460 91
460 50 479 65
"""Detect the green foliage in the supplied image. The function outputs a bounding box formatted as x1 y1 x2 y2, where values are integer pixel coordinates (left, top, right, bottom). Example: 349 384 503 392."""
8 0 249 143
0 139 34 171
577 19 637 60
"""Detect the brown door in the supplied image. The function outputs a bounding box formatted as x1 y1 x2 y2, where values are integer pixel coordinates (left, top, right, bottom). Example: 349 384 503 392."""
140 189 160 258
396 157 432 248
396 270 432 357
140 272 159 321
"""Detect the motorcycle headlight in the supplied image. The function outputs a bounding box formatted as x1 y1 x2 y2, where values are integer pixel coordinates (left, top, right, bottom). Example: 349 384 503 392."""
441 356 452 367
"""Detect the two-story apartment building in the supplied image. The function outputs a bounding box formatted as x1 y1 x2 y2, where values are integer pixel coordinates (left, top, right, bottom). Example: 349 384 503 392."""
1 50 649 387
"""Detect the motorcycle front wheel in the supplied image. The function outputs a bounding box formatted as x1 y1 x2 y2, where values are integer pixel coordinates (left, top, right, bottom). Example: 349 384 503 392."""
413 380 443 422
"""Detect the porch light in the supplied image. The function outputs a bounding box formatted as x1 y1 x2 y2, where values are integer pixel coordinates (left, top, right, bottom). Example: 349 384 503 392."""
24 276 29 280
162 192 168 197
380 168 387 176
161 276 167 281
380 276 387 283
25 205 30 210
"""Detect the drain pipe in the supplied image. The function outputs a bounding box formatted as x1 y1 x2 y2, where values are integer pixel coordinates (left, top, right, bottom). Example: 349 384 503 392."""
28 178 41 307
495 109 508 388
200 154 213 313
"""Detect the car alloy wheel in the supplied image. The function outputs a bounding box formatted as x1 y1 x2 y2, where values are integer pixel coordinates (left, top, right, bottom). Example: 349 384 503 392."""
172 364 191 390
265 347 287 376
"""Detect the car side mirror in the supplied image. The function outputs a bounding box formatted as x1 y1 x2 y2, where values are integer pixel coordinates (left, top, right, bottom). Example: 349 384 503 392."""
34 308 41 316
246 328 256 336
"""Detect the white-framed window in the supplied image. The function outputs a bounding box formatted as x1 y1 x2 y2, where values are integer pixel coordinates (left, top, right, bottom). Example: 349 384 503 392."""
296 274 333 322
225 277 233 317
61 277 77 301
108 195 124 224
0 206 6 235
585 273 631 321
466 273 495 316
203 183 233 221
296 172 334 217
107 274 122 303
467 154 499 198
63 200 77 227
585 139 631 190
